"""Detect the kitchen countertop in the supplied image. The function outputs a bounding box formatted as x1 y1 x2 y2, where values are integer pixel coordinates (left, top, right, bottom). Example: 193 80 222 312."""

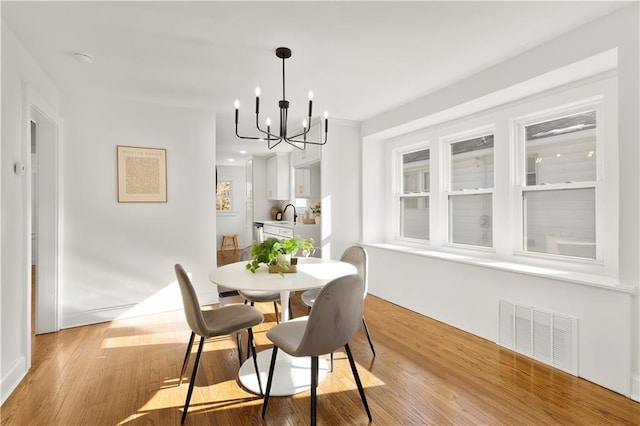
255 220 320 228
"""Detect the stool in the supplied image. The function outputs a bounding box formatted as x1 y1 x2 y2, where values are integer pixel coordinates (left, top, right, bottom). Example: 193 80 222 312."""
220 234 239 251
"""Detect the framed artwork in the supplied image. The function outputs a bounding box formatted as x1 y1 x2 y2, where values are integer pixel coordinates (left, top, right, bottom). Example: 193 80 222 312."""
117 145 167 203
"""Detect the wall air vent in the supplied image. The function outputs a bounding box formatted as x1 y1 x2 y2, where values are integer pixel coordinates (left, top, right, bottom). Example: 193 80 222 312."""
498 299 578 375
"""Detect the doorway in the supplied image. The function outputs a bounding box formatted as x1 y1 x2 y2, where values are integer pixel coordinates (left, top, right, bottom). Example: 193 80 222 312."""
29 103 60 336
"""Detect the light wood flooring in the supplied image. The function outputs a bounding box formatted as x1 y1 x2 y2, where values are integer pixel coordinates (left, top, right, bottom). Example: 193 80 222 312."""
3 253 640 425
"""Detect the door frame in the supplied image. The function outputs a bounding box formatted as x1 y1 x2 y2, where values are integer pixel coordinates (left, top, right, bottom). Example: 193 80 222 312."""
23 83 61 364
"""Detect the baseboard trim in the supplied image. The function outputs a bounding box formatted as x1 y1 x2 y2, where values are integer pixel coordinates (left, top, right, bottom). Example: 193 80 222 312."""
631 373 640 402
1 355 27 405
61 291 219 329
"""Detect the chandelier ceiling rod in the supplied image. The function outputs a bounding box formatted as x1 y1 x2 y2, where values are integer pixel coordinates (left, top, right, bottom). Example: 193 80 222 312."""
234 47 328 150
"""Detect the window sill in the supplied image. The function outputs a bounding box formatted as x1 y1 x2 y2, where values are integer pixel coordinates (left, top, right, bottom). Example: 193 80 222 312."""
362 241 634 294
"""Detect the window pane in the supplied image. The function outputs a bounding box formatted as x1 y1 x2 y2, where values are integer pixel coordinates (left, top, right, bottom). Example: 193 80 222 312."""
401 196 429 240
216 181 231 211
449 194 492 247
524 188 595 259
451 135 494 191
525 111 596 185
403 149 430 193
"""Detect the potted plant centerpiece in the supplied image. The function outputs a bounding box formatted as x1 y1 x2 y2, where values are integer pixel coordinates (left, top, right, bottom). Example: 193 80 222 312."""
246 236 315 275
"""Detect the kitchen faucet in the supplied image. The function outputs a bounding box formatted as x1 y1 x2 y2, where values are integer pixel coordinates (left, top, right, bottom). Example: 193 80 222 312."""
283 204 297 223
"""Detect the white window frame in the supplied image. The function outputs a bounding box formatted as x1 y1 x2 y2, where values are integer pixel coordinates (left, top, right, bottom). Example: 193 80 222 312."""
513 98 604 262
395 143 431 243
383 72 617 277
216 177 237 216
442 126 496 250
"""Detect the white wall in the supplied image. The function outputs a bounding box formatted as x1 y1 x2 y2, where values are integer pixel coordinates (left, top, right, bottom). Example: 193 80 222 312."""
60 92 218 327
321 119 361 259
360 4 639 398
216 164 248 248
1 24 60 403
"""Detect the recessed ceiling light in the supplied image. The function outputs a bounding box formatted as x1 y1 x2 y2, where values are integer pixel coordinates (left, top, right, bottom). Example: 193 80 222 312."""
72 52 94 64
227 158 235 162
240 150 247 155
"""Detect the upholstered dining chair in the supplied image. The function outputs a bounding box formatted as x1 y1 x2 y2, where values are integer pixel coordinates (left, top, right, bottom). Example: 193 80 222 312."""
238 290 294 324
261 274 372 425
237 247 293 325
174 264 264 424
301 245 375 356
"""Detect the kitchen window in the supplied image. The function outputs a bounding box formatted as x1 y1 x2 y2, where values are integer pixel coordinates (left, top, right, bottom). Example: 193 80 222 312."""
216 179 233 212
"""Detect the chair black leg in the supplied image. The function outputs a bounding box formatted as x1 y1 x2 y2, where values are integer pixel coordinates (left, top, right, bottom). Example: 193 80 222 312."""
362 317 376 356
311 356 318 426
182 336 205 424
273 301 280 324
306 305 311 315
247 327 263 395
330 352 334 372
344 343 372 422
179 332 195 386
237 331 243 365
261 346 279 419
289 299 294 320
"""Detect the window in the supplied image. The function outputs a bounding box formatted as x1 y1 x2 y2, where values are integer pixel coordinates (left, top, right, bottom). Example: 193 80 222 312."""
445 133 494 248
379 72 616 276
517 109 598 259
216 180 232 211
399 147 430 241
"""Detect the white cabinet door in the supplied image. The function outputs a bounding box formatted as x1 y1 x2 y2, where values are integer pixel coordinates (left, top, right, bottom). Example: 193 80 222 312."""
295 168 311 197
266 154 290 200
291 123 322 167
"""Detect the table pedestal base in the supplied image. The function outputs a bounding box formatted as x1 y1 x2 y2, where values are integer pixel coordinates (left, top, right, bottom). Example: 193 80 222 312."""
238 348 328 396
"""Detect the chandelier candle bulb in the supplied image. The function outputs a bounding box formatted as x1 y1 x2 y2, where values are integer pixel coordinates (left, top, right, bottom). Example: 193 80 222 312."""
234 100 239 123
255 87 261 113
324 111 329 133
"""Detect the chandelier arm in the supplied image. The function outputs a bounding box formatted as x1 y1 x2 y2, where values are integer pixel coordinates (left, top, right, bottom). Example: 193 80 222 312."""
287 127 310 140
284 136 327 146
286 125 328 145
236 124 268 141
268 138 282 149
254 114 271 136
284 139 307 150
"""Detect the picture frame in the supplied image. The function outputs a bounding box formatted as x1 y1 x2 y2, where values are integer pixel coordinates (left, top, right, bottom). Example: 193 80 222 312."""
117 145 167 203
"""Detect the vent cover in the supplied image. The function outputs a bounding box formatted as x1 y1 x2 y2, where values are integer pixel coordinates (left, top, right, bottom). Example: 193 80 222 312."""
498 299 578 375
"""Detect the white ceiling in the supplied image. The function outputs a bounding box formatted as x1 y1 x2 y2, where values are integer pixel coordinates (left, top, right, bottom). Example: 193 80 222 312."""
2 1 627 162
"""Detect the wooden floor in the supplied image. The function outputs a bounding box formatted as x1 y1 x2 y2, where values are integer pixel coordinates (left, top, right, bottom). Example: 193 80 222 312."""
3 252 639 425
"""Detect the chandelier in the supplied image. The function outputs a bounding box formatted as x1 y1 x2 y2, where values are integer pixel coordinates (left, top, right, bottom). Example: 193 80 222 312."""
234 47 328 150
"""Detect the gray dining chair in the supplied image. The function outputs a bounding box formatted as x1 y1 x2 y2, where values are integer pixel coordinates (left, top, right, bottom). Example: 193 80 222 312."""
238 290 294 324
175 264 264 424
261 274 372 425
237 247 293 325
300 245 375 356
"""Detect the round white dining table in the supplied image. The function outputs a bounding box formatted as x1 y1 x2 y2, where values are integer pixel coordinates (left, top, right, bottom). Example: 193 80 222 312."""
209 257 357 396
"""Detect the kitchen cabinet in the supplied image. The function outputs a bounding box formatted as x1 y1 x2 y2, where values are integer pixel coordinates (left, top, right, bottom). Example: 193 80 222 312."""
266 153 290 201
295 168 311 197
295 166 321 198
291 123 322 167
